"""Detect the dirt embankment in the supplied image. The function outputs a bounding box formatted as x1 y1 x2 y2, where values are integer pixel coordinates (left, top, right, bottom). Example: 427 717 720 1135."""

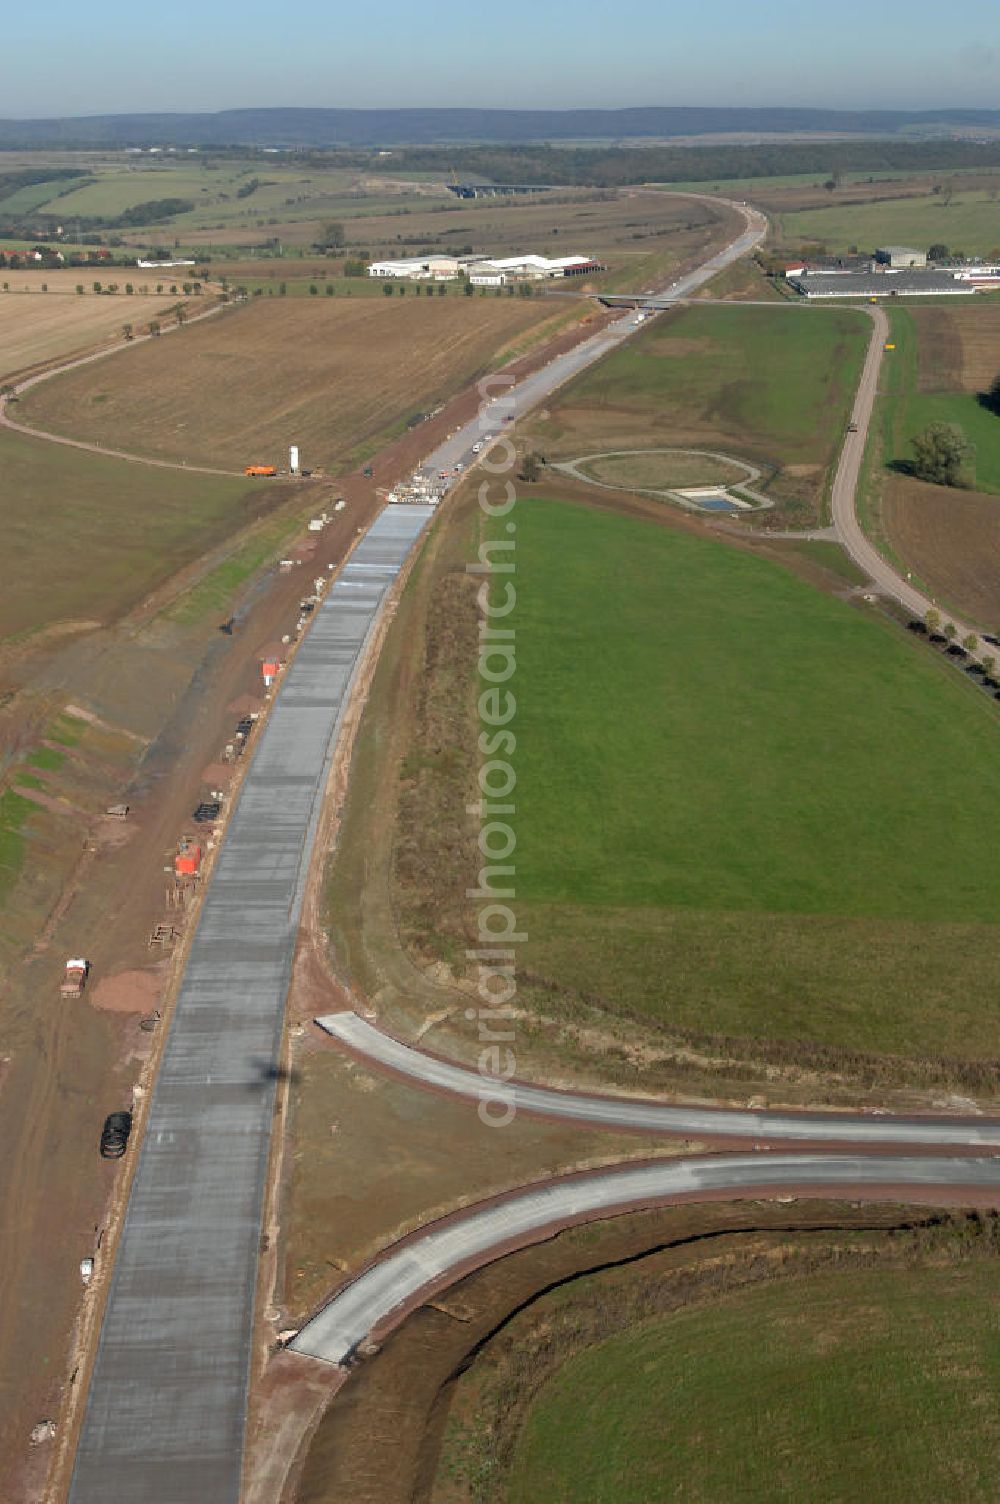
287 1201 998 1504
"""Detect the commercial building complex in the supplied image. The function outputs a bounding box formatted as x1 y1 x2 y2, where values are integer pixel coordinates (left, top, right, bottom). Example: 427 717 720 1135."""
367 251 603 284
785 245 1000 299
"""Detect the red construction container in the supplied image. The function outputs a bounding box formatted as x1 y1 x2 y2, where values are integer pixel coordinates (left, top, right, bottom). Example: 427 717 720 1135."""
174 845 202 877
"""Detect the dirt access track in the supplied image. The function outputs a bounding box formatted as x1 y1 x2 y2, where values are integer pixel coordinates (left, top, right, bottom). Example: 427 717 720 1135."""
0 238 672 1504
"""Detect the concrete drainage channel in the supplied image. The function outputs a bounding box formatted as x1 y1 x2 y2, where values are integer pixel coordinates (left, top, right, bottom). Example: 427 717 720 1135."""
552 447 773 514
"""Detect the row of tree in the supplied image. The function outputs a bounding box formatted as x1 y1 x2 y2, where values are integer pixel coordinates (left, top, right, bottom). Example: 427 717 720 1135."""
924 611 996 673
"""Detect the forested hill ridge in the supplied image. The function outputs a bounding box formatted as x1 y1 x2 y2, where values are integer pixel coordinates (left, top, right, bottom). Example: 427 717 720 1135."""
2 104 1000 149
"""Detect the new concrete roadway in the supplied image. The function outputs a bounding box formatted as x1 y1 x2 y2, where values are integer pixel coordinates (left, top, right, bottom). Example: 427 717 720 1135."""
65 199 766 1501
68 507 434 1504
315 1013 1000 1149
291 1152 1000 1367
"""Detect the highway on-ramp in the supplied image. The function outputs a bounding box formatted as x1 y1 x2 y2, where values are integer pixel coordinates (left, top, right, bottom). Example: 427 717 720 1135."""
291 1152 1000 1367
316 1013 1000 1149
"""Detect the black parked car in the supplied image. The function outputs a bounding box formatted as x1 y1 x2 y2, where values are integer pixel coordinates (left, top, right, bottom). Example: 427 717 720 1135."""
100 1110 133 1160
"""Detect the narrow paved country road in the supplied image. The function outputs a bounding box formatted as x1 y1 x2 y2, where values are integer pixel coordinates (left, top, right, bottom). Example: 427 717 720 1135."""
291 1153 1000 1367
830 304 991 649
316 1014 1000 1148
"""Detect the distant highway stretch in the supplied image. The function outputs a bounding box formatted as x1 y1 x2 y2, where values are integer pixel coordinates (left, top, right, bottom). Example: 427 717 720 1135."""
421 196 767 482
317 1013 1000 1149
291 1152 1000 1366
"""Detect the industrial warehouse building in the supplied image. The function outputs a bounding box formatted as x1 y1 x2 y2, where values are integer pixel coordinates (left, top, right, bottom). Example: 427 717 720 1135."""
367 255 462 280
367 251 602 283
469 253 602 284
788 268 998 298
783 240 1000 298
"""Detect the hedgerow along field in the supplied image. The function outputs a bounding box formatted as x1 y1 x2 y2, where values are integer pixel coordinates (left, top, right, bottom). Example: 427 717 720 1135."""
524 302 869 522
485 496 1000 1060
0 428 286 642
19 295 571 472
504 1262 1000 1504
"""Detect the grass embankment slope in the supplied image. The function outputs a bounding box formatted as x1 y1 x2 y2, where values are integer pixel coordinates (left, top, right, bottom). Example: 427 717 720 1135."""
20 296 567 471
504 1262 1000 1504
0 428 286 642
868 303 1000 626
481 498 1000 1061
526 303 868 523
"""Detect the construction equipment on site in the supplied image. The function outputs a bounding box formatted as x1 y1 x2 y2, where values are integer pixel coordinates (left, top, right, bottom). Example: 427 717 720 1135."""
244 465 277 478
61 958 90 998
148 923 180 950
174 843 202 878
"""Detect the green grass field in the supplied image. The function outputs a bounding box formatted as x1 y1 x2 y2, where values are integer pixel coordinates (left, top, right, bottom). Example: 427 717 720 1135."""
901 392 1000 492
496 496 1000 1057
0 428 281 641
776 189 1000 255
505 1263 1000 1504
14 158 436 243
567 305 866 456
878 308 1000 494
0 176 85 215
529 303 868 521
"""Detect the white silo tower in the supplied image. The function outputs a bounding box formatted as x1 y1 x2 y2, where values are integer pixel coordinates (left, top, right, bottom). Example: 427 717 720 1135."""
289 444 300 475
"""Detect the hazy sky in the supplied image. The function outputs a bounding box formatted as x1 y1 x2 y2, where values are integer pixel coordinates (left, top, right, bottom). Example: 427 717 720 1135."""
3 0 999 116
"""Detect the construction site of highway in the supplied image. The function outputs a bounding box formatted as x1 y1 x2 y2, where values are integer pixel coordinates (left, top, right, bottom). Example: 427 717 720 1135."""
4 190 1000 1504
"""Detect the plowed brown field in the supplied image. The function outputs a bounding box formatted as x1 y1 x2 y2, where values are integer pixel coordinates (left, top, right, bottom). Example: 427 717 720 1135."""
21 297 566 471
0 285 181 380
912 303 1000 393
883 470 1000 628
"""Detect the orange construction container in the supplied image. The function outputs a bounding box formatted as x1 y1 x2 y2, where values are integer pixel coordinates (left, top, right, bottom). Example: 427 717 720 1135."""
174 845 202 877
244 465 277 477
